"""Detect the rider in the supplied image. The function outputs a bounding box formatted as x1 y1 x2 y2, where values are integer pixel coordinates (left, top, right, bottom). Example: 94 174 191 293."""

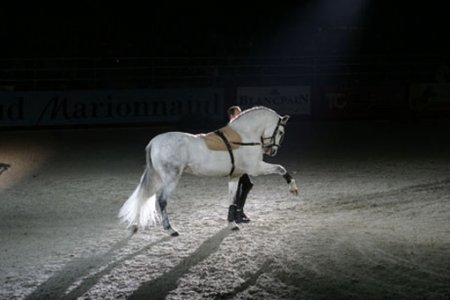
227 105 252 224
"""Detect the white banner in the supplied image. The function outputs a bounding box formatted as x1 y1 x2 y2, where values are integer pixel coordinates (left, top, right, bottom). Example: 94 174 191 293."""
0 88 224 127
236 86 311 115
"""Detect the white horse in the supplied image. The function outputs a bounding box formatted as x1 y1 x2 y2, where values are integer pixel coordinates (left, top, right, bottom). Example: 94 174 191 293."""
118 106 298 236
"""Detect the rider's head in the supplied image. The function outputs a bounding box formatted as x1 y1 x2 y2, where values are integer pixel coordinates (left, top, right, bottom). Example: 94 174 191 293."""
227 105 242 121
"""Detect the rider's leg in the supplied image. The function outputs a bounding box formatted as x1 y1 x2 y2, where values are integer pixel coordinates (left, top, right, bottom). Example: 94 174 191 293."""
227 178 239 221
235 174 253 223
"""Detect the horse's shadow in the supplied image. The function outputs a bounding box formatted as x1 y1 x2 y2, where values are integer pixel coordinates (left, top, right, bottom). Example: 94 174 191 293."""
128 227 233 300
25 233 171 300
25 227 233 300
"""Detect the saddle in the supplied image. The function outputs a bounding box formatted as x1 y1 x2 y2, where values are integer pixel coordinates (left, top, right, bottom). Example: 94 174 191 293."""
199 126 242 151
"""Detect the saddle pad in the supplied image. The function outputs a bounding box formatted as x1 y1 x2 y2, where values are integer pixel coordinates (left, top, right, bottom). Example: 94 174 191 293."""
199 126 242 151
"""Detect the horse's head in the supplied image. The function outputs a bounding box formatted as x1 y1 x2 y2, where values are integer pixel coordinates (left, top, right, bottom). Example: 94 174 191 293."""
261 114 290 157
231 106 291 156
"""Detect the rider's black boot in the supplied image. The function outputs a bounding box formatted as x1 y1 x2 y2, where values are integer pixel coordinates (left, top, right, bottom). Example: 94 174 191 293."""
235 208 250 223
235 174 253 223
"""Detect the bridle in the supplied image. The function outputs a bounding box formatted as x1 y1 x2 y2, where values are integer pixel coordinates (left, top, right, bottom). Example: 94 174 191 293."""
231 117 285 148
215 117 285 176
259 118 285 151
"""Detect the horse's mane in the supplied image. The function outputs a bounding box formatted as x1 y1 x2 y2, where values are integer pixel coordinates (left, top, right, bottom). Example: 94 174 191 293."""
231 106 277 123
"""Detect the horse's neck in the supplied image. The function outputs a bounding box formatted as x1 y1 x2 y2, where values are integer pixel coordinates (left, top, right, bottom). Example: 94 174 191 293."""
229 114 267 141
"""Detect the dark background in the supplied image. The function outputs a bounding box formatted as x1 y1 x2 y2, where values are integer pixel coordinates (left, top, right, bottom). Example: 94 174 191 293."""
1 1 449 58
1 1 449 122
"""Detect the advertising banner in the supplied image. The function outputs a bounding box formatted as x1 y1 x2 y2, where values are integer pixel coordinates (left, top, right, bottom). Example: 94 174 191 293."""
321 85 407 118
0 88 224 127
236 86 311 115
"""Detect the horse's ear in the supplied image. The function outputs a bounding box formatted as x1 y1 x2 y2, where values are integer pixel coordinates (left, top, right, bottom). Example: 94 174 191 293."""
281 115 290 124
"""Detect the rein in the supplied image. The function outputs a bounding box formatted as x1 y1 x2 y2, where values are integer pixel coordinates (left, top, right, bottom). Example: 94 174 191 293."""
232 141 261 146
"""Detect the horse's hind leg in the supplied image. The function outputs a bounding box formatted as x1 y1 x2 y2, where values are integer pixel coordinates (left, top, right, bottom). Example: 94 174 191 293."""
157 174 181 237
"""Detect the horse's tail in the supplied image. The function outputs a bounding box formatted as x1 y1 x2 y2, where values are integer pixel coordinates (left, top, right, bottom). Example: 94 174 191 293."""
118 142 161 229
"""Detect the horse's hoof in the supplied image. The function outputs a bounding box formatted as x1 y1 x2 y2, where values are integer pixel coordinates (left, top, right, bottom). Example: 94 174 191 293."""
229 222 240 231
167 227 179 237
289 180 299 196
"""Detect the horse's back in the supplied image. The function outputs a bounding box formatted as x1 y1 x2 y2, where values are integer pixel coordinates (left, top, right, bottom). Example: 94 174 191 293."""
149 131 199 147
148 131 232 176
148 132 202 164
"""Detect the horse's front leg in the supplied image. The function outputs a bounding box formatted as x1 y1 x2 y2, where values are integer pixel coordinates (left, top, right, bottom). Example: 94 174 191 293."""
253 162 298 195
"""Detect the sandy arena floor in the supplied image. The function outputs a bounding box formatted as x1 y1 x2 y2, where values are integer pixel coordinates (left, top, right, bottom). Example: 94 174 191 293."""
1 120 449 299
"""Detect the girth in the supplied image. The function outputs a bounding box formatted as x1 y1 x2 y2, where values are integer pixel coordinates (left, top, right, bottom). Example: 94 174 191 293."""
214 130 235 176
